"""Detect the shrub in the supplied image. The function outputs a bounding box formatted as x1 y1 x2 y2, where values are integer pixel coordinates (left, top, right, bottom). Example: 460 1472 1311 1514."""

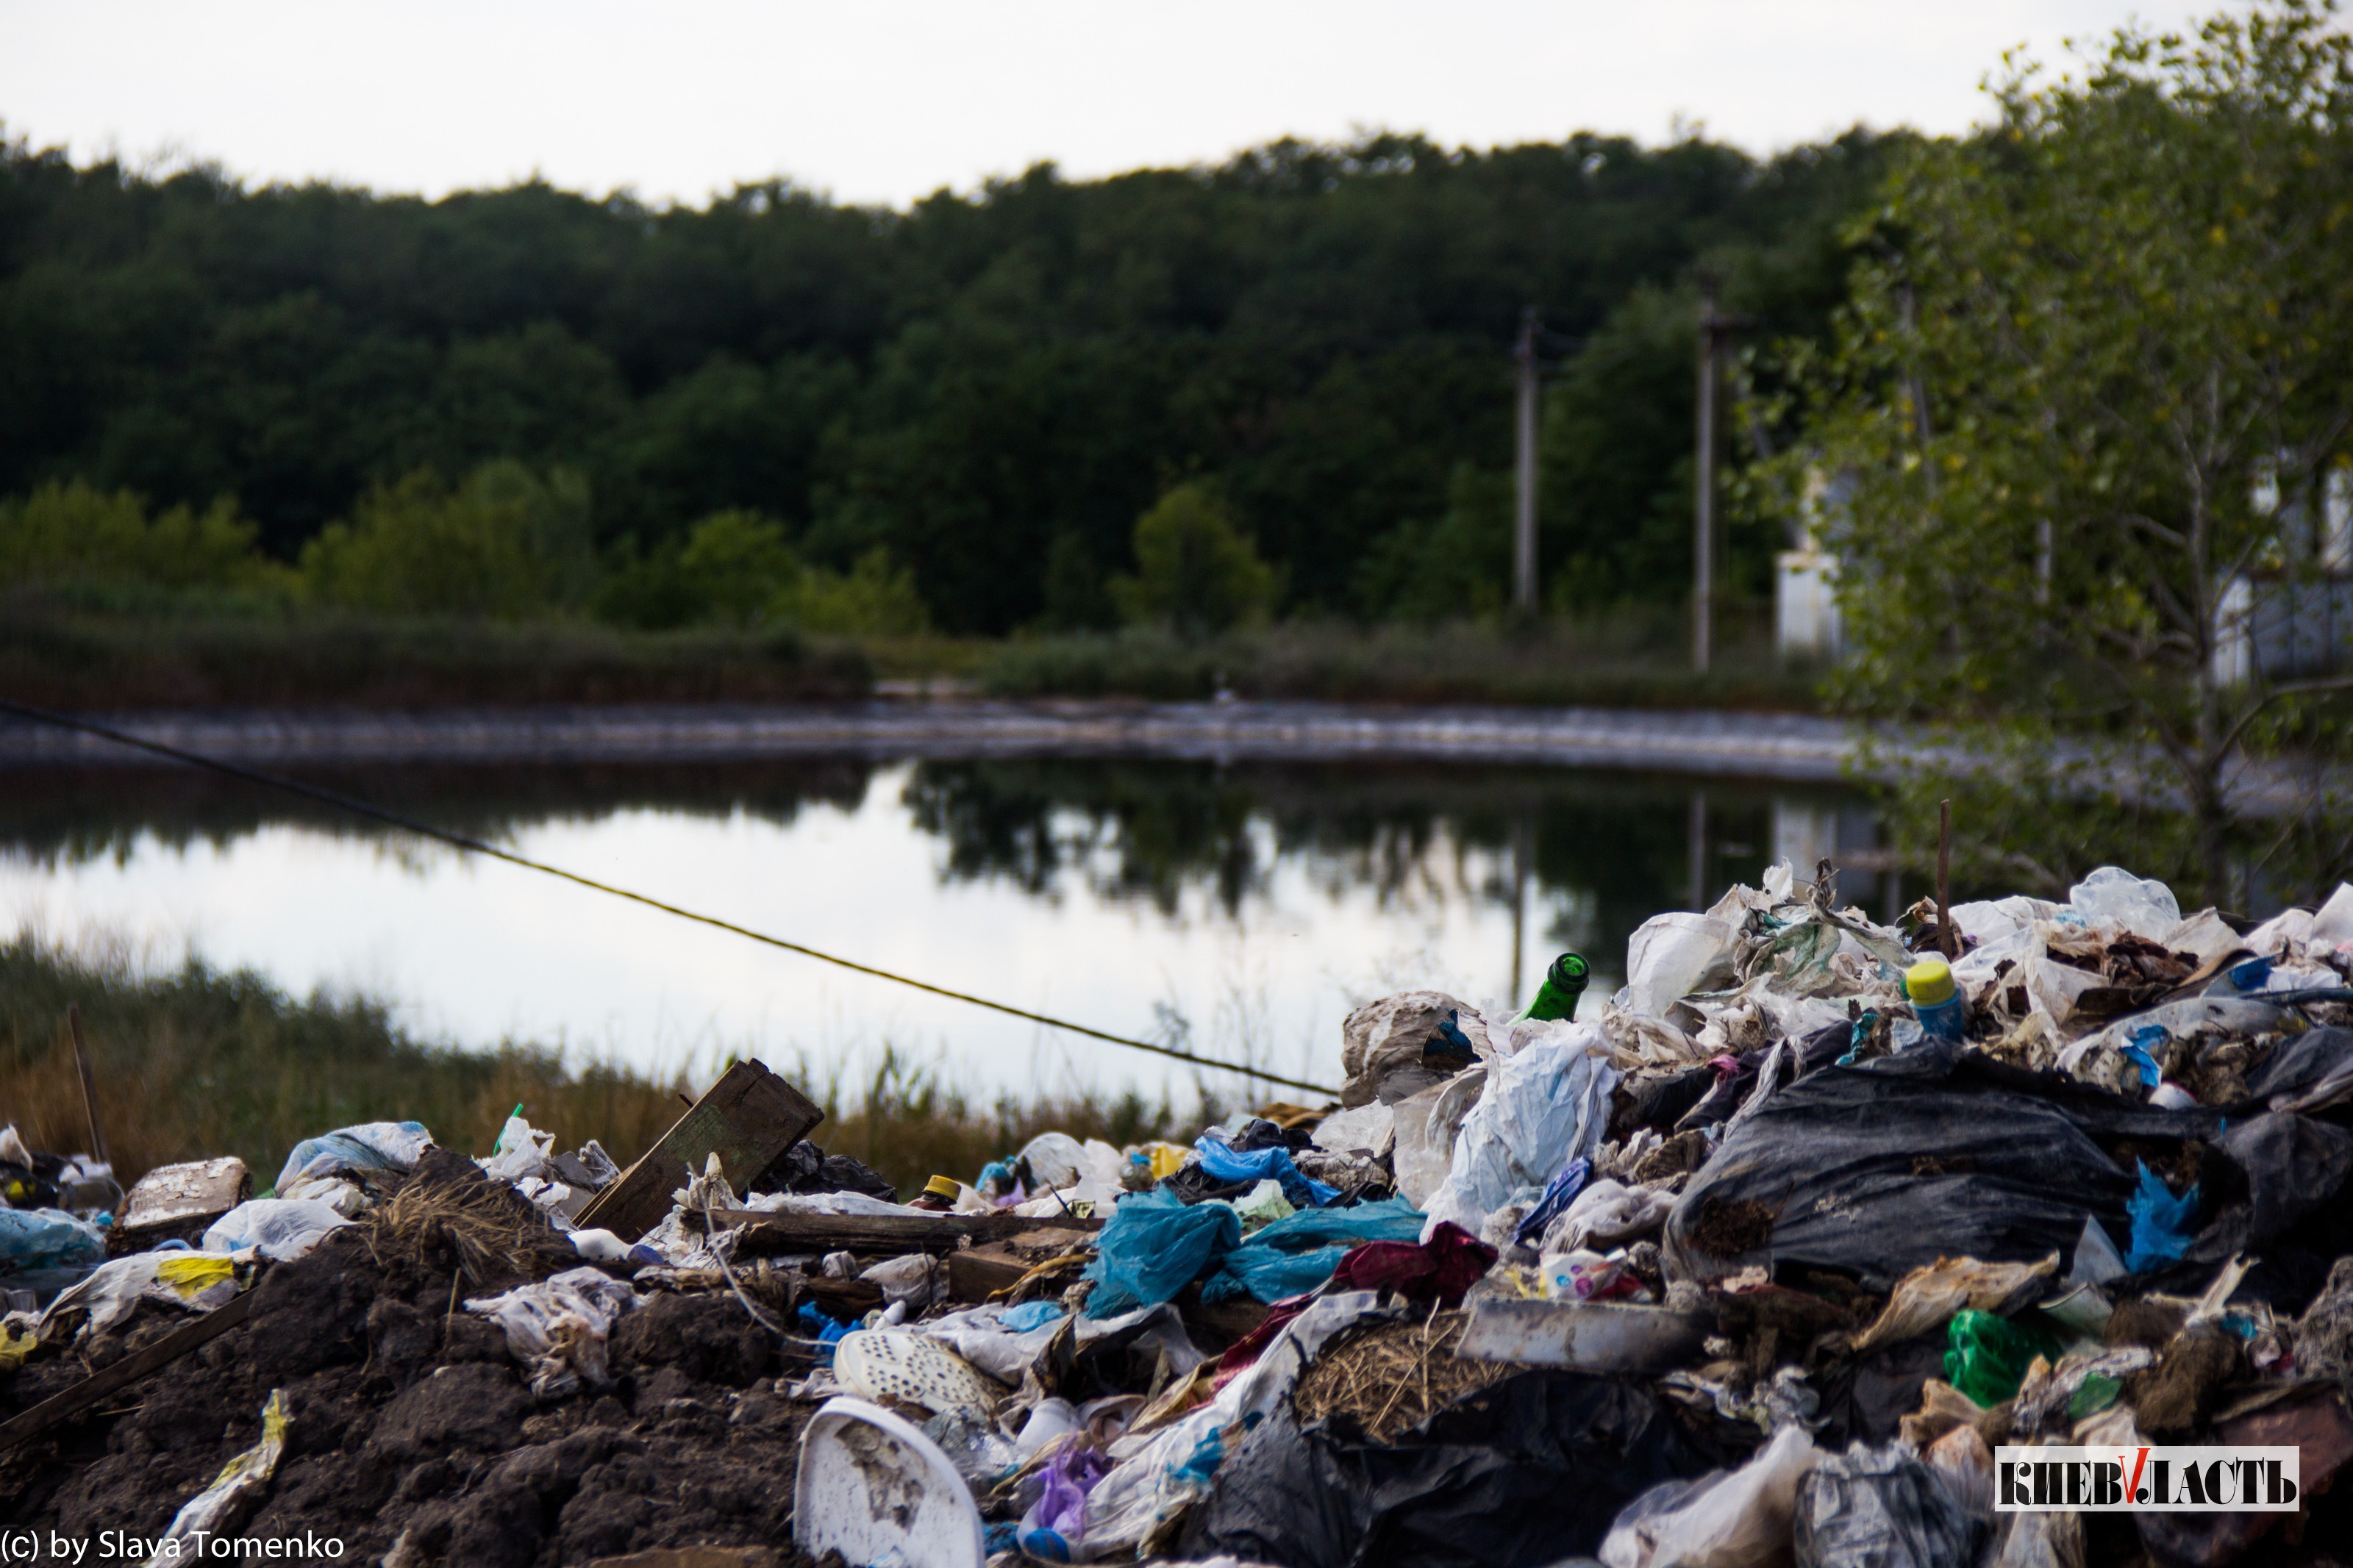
0 479 271 591
301 461 596 618
1110 484 1278 637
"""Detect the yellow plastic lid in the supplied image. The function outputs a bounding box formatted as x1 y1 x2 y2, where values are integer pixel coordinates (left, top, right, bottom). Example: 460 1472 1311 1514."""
924 1174 962 1200
1905 957 1956 1006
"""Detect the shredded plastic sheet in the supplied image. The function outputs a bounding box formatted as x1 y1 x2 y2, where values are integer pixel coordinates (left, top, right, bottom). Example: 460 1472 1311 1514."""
465 1264 638 1397
2124 1161 2200 1272
273 1120 433 1192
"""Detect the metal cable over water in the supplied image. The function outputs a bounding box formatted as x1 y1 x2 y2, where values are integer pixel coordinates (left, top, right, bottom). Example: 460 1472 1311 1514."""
0 698 1336 1097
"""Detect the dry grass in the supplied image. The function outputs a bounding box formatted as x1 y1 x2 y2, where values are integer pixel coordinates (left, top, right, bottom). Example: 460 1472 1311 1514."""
0 939 1215 1200
1292 1309 1525 1442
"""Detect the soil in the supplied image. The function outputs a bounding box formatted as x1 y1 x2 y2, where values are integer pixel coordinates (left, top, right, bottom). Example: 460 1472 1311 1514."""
0 1153 828 1568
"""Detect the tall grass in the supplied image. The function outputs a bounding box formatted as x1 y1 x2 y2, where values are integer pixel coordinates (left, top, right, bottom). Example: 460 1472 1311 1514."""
0 598 871 710
0 938 1215 1198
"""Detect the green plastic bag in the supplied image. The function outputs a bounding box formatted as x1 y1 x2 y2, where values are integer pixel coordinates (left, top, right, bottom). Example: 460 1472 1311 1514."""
1943 1309 2067 1407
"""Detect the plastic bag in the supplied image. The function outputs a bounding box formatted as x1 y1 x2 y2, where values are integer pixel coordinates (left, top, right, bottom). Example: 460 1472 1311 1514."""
478 1111 554 1184
273 1119 432 1192
143 1389 289 1564
0 1207 104 1274
1623 912 1740 1019
2066 867 2182 940
1943 1310 2066 1408
1018 1444 1110 1560
201 1198 352 1261
1340 991 1488 1106
40 1250 240 1335
2124 1162 2199 1272
1193 1131 1338 1209
465 1264 638 1397
1329 1223 1496 1309
1081 1189 1240 1319
1853 1254 2060 1353
1599 1424 1821 1568
1421 1022 1617 1244
1199 1195 1424 1304
1795 1441 1984 1568
1390 1071 1486 1209
1543 1178 1675 1254
918 1301 1069 1383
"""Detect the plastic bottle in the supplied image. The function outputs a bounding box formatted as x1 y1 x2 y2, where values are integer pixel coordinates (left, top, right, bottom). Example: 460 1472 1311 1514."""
1521 952 1591 1023
1904 957 1965 1042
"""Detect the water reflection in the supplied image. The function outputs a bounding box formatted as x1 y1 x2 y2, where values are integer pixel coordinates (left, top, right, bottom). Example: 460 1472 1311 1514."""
0 757 1885 1098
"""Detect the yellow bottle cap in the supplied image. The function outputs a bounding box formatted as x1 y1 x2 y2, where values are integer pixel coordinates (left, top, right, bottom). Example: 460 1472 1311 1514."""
1906 957 1956 1006
924 1175 962 1200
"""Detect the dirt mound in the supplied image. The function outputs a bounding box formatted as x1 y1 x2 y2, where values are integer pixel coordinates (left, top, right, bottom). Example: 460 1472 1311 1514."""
0 1157 823 1567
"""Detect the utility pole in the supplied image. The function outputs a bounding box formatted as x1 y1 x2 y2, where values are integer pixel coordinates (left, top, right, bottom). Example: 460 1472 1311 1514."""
1693 288 1721 673
1692 288 1753 673
1513 306 1540 615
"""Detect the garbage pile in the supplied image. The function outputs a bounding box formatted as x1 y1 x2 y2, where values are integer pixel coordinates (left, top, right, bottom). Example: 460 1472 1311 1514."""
13 861 2353 1567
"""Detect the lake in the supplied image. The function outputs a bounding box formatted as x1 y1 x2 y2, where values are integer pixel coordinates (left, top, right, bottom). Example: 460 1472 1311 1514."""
0 751 1888 1105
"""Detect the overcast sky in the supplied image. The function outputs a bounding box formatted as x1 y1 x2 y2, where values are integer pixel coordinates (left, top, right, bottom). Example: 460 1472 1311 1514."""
4 1 2214 210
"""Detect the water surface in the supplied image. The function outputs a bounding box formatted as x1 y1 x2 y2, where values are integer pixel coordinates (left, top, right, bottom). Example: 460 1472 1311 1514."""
0 757 1885 1103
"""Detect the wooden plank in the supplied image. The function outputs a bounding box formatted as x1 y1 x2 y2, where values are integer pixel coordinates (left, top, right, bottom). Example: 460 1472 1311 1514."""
0 1289 257 1451
574 1059 824 1242
719 1209 1100 1256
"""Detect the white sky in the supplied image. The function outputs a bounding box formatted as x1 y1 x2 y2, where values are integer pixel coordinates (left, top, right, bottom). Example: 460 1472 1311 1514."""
1 1 2213 210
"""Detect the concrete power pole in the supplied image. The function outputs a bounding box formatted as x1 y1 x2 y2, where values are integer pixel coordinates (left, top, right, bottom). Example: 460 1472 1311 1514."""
1513 306 1540 615
1693 288 1721 673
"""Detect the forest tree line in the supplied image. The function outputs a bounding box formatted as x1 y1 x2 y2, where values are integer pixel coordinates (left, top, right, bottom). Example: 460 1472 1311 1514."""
0 124 1902 634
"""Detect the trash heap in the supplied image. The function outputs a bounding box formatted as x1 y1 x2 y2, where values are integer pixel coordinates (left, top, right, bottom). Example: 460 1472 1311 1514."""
13 861 2353 1567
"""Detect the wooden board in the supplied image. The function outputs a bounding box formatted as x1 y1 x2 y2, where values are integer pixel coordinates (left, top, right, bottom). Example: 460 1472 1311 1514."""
0 1289 257 1451
573 1059 824 1241
718 1209 1096 1257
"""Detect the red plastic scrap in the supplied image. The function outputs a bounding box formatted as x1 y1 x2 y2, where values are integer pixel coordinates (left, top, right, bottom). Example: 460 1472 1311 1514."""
1330 1222 1498 1309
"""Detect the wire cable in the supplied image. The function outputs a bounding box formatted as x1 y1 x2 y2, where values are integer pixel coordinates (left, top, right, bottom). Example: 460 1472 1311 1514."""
0 698 1337 1097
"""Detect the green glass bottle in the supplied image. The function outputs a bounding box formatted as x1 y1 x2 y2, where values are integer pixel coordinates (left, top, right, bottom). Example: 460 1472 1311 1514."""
1522 951 1590 1022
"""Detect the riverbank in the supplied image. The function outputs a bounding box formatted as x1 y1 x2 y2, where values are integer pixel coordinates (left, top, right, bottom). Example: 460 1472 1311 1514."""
0 698 1863 781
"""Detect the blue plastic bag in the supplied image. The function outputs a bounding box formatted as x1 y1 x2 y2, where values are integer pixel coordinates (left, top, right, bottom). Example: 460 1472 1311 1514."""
0 1207 106 1275
1082 1188 1242 1318
1200 1195 1425 1303
274 1120 434 1192
1513 1159 1590 1248
998 1299 1066 1333
1195 1131 1339 1209
2125 1161 2199 1272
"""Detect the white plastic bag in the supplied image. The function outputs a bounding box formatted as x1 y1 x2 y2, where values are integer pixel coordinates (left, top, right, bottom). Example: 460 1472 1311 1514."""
465 1265 638 1397
2065 867 2182 940
202 1198 353 1261
1624 913 1739 1018
479 1113 555 1184
1388 1070 1486 1209
1543 1178 1677 1253
1600 1424 1821 1568
1420 1022 1617 1244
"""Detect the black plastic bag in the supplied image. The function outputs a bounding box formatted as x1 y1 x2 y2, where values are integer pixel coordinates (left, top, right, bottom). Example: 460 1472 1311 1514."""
1184 1371 1721 1568
1796 1443 1983 1568
1662 1040 2221 1290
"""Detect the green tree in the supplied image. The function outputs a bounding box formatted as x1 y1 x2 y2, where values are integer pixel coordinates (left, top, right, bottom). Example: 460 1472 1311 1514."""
774 547 933 636
1110 485 1278 637
0 479 271 591
676 509 801 624
301 461 595 618
1768 1 2353 900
